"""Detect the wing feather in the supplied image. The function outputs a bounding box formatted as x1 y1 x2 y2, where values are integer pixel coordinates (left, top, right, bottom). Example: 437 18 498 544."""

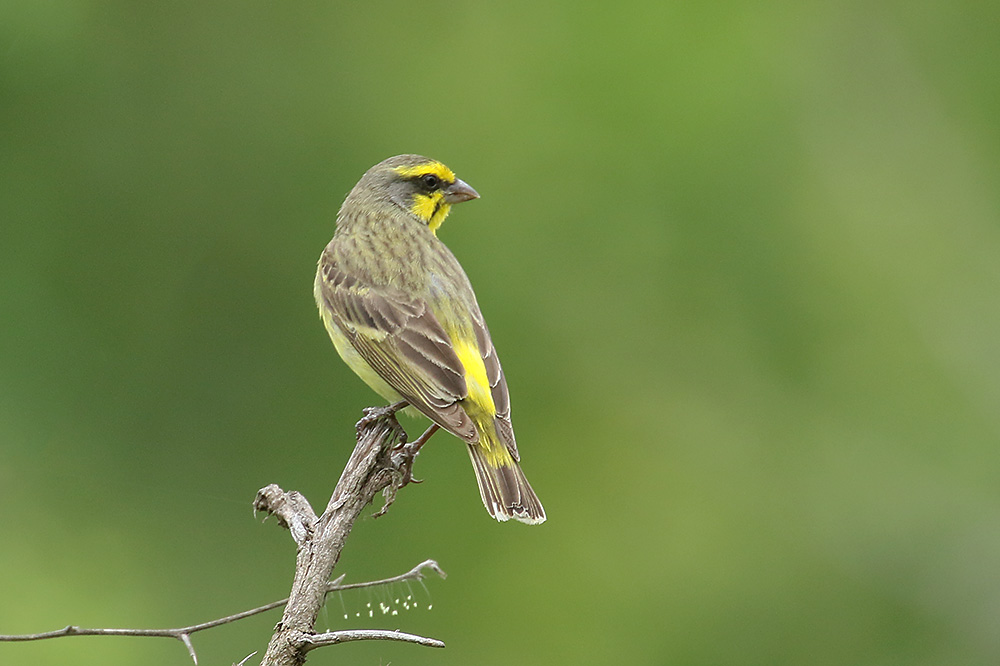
317 259 477 442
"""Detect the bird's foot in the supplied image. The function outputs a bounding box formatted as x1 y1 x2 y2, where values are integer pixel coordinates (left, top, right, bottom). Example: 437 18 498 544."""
390 423 440 485
373 424 440 518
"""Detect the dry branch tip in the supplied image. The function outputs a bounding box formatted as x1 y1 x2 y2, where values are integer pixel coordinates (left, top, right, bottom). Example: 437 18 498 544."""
254 485 317 546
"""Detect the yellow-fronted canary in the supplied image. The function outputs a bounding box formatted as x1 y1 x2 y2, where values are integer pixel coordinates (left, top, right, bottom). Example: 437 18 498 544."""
314 155 545 524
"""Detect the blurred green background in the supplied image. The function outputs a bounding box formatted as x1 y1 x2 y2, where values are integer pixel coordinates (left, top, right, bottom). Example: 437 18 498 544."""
2 1 999 664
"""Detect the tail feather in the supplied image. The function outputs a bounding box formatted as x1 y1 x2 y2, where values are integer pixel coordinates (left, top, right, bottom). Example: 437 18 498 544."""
466 444 546 524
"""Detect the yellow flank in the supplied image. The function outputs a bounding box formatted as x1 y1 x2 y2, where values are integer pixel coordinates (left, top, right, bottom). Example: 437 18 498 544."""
393 162 456 182
453 337 496 417
455 335 511 466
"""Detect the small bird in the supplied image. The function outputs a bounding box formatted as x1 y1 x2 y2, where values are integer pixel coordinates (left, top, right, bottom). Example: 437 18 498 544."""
314 155 546 524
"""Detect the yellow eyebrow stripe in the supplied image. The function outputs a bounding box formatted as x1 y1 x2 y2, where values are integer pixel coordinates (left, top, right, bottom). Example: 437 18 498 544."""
394 162 456 182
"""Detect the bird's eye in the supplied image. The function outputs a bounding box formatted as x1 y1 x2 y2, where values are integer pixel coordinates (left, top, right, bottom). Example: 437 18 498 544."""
420 174 441 190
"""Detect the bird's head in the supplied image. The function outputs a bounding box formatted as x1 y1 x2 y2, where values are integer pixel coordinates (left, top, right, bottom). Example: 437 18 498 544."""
355 154 479 234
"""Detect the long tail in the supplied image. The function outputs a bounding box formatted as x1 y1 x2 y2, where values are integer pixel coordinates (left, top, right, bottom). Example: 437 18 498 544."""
466 444 546 524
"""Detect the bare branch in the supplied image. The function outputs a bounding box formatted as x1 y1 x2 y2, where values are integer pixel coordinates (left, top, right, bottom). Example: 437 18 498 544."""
260 405 420 666
300 629 445 651
0 559 442 664
1 406 437 666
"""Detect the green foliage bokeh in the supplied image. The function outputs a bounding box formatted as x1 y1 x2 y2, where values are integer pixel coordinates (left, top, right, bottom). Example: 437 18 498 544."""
2 2 999 664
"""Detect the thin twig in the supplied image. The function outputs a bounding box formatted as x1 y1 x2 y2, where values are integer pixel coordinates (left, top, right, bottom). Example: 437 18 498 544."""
180 633 197 663
0 559 443 664
300 629 445 651
234 651 258 666
0 626 204 663
326 559 446 594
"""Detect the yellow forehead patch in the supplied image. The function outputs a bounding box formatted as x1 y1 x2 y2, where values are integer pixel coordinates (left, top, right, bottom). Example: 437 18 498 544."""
393 161 456 182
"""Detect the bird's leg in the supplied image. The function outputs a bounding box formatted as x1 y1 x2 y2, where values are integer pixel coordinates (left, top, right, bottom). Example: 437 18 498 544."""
386 423 440 489
385 400 409 414
374 423 441 519
406 423 441 457
396 423 441 486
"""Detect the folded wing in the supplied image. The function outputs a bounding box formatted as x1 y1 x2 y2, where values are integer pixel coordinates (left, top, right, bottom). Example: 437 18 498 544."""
316 260 479 443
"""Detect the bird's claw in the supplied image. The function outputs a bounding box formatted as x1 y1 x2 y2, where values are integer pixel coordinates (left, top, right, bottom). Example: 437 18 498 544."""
372 440 425 519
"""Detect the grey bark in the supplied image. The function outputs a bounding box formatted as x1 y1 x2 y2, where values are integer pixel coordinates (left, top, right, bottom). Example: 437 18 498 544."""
255 406 420 666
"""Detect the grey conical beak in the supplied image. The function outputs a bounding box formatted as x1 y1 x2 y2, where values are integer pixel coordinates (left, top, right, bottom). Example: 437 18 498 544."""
443 178 480 203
